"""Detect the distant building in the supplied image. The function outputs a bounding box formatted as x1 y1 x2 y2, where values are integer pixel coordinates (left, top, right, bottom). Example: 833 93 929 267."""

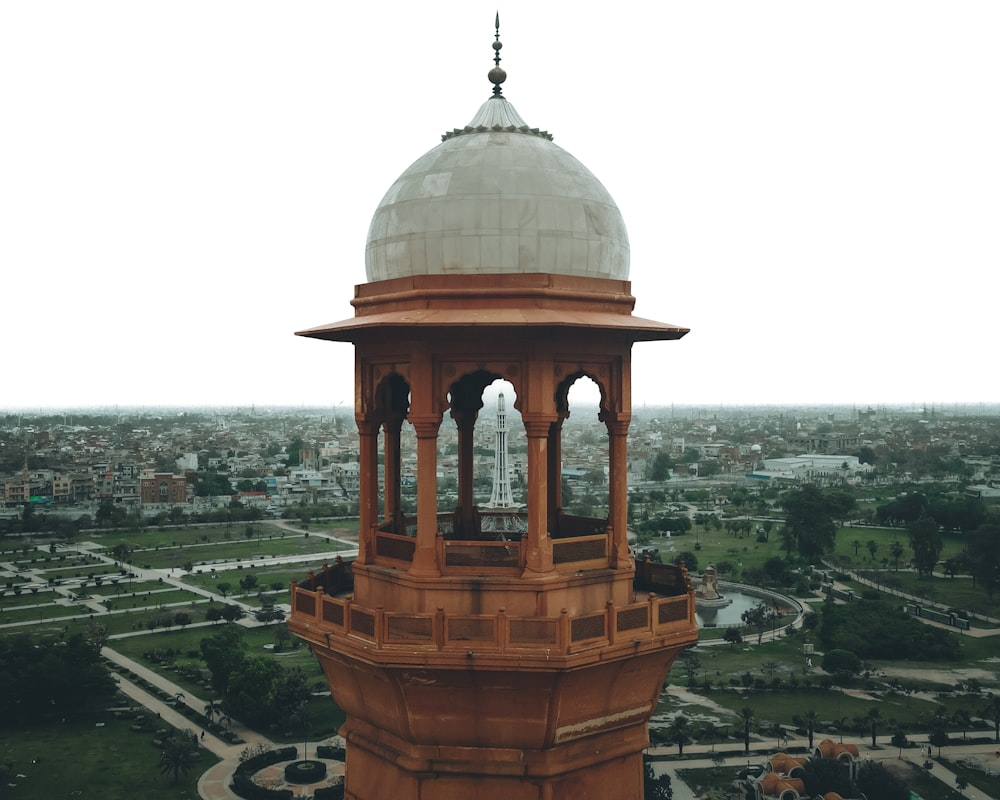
752 454 871 485
787 433 862 454
139 472 190 505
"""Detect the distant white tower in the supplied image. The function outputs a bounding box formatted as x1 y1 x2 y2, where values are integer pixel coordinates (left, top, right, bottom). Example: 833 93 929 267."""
487 392 515 509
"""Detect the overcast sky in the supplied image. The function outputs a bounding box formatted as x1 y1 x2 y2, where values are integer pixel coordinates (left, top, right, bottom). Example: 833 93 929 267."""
3 2 998 411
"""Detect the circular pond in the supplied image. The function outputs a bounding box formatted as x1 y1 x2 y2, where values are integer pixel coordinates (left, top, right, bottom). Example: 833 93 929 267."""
696 585 795 628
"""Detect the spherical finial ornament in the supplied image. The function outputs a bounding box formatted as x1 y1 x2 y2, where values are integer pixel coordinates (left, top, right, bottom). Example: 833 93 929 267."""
491 13 505 96
489 66 507 89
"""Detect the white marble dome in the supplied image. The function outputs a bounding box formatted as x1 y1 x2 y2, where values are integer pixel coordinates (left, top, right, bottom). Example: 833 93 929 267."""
365 95 630 283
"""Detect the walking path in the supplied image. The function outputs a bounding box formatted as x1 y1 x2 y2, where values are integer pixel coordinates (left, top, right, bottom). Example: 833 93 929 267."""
823 560 1000 636
647 734 1000 800
102 647 344 800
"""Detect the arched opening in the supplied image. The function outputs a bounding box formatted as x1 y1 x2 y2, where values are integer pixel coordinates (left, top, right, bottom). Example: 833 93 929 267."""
444 373 523 540
550 371 613 543
559 375 608 522
371 372 411 534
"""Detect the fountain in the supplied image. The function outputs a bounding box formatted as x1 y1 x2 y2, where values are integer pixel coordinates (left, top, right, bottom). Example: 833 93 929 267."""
694 565 731 609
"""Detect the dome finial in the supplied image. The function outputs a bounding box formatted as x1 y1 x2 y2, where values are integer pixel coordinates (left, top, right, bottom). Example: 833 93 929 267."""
488 12 507 97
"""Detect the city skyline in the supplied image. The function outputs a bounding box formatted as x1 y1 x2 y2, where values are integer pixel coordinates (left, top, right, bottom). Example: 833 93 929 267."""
3 2 998 410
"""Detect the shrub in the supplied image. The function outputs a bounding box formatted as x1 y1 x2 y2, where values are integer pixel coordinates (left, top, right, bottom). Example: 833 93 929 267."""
823 649 861 676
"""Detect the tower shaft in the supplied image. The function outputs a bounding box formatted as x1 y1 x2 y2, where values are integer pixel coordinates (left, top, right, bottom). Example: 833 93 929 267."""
487 391 515 509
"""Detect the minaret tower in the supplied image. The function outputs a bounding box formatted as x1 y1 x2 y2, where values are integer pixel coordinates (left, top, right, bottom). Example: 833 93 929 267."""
487 391 515 509
289 19 697 800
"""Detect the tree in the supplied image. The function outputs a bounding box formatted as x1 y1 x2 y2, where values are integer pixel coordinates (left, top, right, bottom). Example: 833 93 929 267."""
111 542 131 566
797 709 820 750
173 611 192 629
865 707 883 747
891 729 908 758
968 524 1000 598
225 656 283 726
928 726 949 757
674 551 698 574
982 693 1000 743
643 756 673 799
856 761 908 800
239 573 259 592
952 709 972 739
822 648 861 678
741 602 774 645
158 730 199 785
200 625 246 697
779 526 796 557
0 631 117 723
723 627 743 647
889 539 904 570
647 453 673 482
907 515 943 577
781 484 839 560
667 714 692 755
273 667 311 725
802 758 856 799
737 706 755 753
865 539 878 561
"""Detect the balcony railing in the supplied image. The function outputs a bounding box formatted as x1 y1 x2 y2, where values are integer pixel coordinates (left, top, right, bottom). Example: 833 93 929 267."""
371 511 613 574
290 569 695 658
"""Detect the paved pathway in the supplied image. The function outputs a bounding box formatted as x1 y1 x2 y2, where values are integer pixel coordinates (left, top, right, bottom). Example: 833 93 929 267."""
649 734 1000 800
103 647 344 800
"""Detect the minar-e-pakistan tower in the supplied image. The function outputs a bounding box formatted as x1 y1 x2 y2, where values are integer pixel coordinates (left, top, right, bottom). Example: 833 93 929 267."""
288 20 698 800
487 392 516 510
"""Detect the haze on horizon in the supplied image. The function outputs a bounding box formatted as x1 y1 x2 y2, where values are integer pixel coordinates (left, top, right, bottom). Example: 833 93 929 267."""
2 2 997 411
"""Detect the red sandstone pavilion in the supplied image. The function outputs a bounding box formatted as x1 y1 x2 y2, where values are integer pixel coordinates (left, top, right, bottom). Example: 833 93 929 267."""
287 20 699 800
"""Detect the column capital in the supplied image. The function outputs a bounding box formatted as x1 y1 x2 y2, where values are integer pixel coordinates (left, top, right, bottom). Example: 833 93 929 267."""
408 416 441 438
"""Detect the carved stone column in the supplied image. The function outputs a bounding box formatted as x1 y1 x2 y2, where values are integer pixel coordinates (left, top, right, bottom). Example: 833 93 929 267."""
451 408 477 537
546 417 565 534
409 416 442 576
522 417 554 574
606 417 632 568
356 419 380 565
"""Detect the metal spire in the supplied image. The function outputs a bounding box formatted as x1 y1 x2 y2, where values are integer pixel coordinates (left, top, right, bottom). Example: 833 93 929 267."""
488 13 507 96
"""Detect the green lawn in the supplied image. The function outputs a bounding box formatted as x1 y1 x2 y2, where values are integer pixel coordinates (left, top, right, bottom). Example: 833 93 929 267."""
689 687 941 735
830 525 970 570
107 624 344 742
0 712 218 800
181 563 319 601
942 756 1000 797
31 562 123 580
0 588 58 607
0 603 91 625
132 533 343 569
851 572 1000 619
675 766 735 797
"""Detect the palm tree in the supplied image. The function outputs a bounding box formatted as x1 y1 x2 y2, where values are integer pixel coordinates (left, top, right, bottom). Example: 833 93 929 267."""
800 709 820 750
668 714 692 756
737 707 755 753
204 699 220 723
866 707 883 747
952 709 972 740
159 731 199 785
891 729 907 758
889 540 904 571
982 694 1000 743
866 539 878 561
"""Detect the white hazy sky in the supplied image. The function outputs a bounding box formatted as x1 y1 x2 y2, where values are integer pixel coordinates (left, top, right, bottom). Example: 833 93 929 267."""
2 2 998 411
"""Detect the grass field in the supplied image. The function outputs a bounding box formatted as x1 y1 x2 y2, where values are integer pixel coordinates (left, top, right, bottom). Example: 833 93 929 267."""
107 624 344 743
1 712 218 800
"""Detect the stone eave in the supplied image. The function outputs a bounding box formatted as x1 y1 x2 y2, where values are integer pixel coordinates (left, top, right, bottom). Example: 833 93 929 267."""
296 308 688 343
